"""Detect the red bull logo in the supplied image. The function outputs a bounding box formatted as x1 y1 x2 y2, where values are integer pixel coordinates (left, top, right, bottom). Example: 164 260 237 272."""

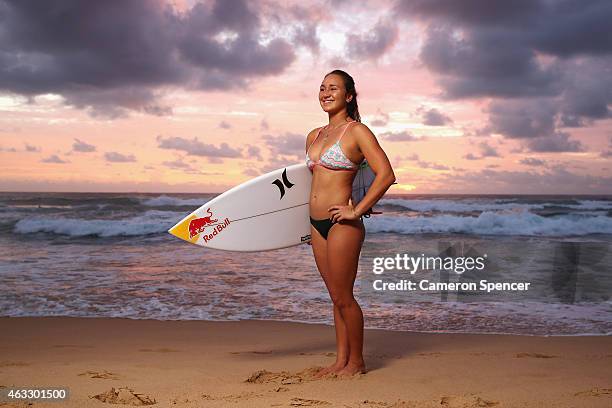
188 208 218 239
202 218 231 243
168 208 231 245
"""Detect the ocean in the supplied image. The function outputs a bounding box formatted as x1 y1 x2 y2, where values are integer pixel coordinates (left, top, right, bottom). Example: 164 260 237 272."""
1 192 611 336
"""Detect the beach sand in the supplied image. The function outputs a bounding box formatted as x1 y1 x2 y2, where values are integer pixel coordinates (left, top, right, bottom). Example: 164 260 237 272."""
0 317 610 407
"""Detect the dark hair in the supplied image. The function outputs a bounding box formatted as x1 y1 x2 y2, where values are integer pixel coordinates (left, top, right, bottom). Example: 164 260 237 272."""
324 69 361 122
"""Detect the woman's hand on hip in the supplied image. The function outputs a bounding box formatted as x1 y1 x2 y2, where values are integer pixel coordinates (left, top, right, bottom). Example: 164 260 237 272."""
328 204 359 223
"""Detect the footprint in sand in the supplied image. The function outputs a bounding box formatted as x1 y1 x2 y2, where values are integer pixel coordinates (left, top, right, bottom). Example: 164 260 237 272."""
201 391 265 402
78 370 119 380
244 367 321 385
169 396 196 404
356 400 392 407
90 387 156 405
515 352 558 359
440 393 499 407
290 397 331 406
245 367 365 385
573 387 612 397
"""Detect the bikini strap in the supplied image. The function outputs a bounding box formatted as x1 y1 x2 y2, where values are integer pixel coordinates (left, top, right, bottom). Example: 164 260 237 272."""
338 120 357 142
306 126 324 154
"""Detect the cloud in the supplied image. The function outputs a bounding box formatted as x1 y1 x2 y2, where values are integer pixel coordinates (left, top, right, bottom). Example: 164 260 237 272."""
242 167 260 177
259 155 298 174
0 177 232 193
346 17 399 60
104 152 136 162
1 146 17 152
207 156 224 164
156 135 242 158
263 132 305 157
393 152 449 170
290 21 320 54
398 0 612 58
485 99 584 152
396 0 612 153
478 141 500 158
72 138 96 152
370 108 390 127
520 157 546 166
380 130 420 142
162 159 191 169
41 154 67 163
241 131 305 174
463 153 479 160
525 132 584 153
487 99 557 139
429 165 612 194
416 160 450 170
260 118 269 131
421 107 453 126
246 144 263 161
24 143 40 152
218 120 231 129
0 0 298 119
558 57 612 127
395 0 542 28
416 24 562 99
161 158 222 175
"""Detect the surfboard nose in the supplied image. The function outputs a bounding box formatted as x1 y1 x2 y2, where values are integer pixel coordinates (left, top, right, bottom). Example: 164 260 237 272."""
168 214 199 244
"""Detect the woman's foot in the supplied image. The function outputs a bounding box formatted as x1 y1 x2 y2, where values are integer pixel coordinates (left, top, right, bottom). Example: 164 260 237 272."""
314 361 346 378
337 361 366 377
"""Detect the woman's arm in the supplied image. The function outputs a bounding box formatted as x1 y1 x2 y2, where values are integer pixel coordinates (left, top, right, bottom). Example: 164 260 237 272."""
329 123 396 222
305 128 316 153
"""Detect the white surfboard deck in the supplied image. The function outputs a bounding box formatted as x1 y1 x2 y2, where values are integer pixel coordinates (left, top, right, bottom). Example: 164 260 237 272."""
168 161 379 252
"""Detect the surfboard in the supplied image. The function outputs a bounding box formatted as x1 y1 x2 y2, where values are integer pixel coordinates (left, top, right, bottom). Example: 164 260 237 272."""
168 161 381 252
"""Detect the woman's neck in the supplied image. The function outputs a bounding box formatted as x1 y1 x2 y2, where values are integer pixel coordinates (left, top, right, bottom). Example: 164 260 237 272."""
327 112 352 128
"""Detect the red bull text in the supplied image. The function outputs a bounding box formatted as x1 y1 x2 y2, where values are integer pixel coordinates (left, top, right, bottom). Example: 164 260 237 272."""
202 218 230 243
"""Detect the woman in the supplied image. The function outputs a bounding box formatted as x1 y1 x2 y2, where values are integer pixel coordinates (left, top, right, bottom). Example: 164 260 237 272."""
305 69 396 376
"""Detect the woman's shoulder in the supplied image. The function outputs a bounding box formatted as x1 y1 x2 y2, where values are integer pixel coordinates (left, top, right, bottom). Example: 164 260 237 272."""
305 126 323 144
350 121 370 131
348 121 374 139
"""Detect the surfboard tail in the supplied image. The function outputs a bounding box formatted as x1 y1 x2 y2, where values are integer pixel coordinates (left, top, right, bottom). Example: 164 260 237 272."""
351 161 399 217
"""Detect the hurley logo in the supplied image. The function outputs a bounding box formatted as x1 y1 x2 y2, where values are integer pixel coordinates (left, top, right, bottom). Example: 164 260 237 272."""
271 168 294 199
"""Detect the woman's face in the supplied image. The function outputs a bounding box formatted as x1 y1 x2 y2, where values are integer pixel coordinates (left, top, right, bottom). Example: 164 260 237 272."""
319 74 351 113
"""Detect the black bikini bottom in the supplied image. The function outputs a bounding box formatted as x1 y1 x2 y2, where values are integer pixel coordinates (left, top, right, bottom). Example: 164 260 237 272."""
309 217 334 240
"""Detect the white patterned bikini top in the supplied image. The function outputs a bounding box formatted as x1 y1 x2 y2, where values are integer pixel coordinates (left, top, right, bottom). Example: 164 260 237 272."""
306 120 362 172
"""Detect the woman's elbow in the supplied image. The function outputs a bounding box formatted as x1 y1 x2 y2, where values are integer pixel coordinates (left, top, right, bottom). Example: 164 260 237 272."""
384 170 396 186
373 166 395 186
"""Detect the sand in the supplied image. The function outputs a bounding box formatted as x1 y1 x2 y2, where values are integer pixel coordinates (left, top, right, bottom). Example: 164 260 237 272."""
0 316 610 407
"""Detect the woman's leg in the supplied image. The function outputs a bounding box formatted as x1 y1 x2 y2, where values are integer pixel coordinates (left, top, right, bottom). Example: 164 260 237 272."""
326 218 366 375
309 223 350 376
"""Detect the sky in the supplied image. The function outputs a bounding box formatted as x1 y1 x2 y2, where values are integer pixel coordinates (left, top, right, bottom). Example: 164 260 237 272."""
0 0 611 194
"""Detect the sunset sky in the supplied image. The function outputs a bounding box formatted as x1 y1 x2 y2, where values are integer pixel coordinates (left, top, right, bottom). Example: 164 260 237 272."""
1 0 611 194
